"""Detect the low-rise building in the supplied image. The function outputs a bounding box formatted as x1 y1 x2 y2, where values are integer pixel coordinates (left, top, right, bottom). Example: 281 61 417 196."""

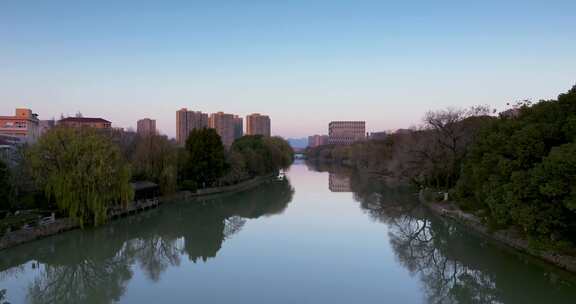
308 135 329 147
328 121 366 145
395 128 412 135
39 119 55 136
58 117 112 129
369 131 387 141
0 108 40 143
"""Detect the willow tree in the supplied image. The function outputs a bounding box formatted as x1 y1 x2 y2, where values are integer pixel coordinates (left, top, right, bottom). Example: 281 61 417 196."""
29 127 133 226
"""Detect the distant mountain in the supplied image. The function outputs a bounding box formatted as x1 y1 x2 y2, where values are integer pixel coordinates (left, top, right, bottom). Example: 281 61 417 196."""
287 137 308 149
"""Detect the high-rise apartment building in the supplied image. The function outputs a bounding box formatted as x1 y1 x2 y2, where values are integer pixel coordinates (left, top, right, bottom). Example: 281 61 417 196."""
233 115 243 140
137 118 156 136
308 134 329 148
176 108 208 145
328 121 366 145
209 112 235 147
246 113 271 136
0 108 40 143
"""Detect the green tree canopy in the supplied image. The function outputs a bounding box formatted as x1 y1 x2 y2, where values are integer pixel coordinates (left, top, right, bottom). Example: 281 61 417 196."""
264 136 295 170
183 128 227 188
28 127 133 226
0 159 11 210
456 85 576 245
230 135 294 178
130 134 178 195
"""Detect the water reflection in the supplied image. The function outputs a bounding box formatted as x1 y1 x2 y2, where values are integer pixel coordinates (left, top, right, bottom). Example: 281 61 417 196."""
306 160 353 193
329 173 351 192
348 168 576 304
0 178 294 304
3 164 576 304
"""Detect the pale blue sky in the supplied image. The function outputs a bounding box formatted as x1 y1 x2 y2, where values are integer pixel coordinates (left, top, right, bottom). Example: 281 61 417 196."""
1 0 575 137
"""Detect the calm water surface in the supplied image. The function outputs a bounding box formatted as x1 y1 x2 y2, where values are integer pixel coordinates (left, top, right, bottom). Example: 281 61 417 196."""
1 162 576 303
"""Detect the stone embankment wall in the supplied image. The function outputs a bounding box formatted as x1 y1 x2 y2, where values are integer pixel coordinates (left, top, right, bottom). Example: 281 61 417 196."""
420 190 576 273
0 218 77 250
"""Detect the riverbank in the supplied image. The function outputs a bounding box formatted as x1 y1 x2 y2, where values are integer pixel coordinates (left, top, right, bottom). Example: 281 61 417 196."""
419 190 576 273
0 175 277 251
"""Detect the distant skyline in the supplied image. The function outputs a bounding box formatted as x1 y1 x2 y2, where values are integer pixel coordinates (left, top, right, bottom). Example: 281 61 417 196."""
1 0 575 138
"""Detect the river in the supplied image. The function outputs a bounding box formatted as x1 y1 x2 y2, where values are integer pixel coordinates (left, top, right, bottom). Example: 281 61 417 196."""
1 161 576 303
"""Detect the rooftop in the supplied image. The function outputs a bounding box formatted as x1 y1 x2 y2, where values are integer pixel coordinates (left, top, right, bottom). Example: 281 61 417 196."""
59 117 111 123
130 181 159 191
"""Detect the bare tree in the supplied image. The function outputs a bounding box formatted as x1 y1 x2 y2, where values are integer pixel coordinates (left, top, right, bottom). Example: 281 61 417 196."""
415 105 493 188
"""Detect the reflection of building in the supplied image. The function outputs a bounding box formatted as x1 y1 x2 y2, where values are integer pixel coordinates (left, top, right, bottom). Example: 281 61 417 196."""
0 108 40 143
328 121 365 145
209 112 235 147
246 113 271 136
176 108 209 145
329 173 352 192
233 115 243 140
59 117 112 129
137 118 156 136
308 134 329 147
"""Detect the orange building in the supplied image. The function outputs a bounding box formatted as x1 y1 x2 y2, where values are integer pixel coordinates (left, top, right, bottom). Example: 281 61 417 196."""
58 117 112 129
233 115 243 140
308 134 329 147
176 108 209 145
246 113 271 136
209 112 235 147
137 118 156 136
0 108 40 143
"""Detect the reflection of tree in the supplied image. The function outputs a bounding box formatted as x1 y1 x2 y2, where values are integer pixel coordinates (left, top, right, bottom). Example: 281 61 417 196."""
0 289 8 304
129 236 183 282
350 169 502 303
180 177 294 262
224 217 248 240
28 252 132 304
349 168 576 304
0 177 294 304
181 207 226 263
388 216 500 304
23 228 132 304
219 177 294 219
0 264 24 281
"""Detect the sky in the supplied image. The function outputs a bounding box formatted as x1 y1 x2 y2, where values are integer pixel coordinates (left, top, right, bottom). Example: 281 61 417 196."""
1 0 575 138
